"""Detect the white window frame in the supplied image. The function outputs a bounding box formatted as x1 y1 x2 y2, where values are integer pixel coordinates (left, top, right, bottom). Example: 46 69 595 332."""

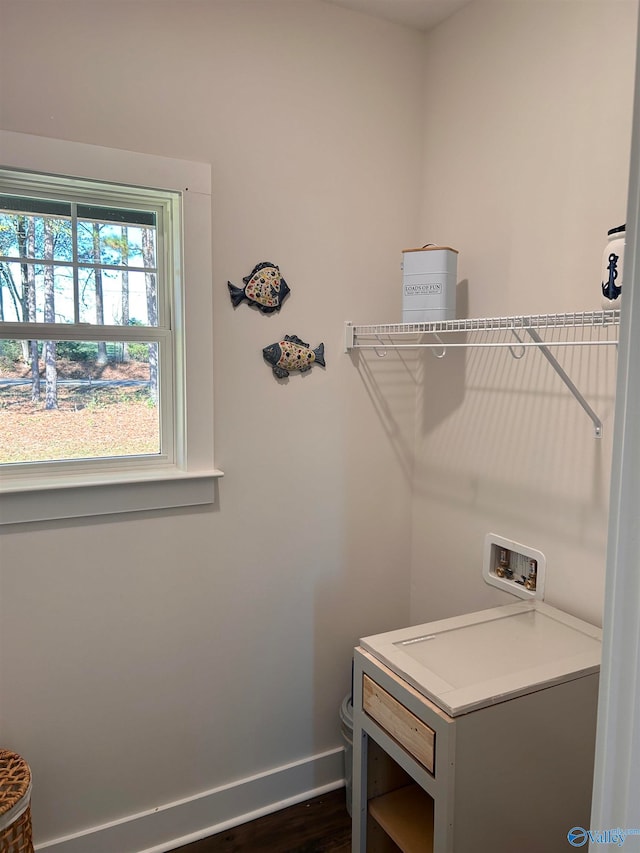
0 131 222 524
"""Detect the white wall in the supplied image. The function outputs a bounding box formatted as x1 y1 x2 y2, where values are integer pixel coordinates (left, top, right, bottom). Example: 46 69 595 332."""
0 2 424 848
411 0 638 627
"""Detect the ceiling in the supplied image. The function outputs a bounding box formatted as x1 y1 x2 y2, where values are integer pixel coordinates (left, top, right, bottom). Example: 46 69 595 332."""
321 0 473 31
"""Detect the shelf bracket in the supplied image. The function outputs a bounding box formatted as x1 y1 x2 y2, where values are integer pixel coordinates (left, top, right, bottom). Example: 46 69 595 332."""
525 327 603 438
344 321 354 353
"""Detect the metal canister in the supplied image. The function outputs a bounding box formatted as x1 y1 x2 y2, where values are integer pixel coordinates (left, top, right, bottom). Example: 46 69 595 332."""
402 245 458 324
601 224 625 309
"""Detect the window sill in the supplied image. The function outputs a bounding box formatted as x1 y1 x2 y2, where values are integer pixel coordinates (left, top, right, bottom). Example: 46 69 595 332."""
0 467 224 525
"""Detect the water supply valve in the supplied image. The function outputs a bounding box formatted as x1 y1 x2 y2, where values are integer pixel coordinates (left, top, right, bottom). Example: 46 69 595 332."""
483 534 546 600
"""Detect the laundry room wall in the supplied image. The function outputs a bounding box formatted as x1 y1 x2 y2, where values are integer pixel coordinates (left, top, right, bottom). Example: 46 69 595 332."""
0 2 425 849
411 0 638 627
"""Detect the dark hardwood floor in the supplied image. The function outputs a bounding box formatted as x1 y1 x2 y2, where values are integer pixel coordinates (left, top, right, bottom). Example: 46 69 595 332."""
171 788 352 853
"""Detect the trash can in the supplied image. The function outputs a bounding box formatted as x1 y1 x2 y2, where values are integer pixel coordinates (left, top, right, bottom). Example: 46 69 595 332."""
339 694 354 816
0 750 34 853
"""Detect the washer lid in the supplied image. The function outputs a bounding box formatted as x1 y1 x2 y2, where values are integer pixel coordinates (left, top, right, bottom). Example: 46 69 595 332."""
360 601 601 716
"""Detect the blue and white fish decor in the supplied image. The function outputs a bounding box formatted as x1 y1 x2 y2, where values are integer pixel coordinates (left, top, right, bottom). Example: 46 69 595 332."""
228 261 290 314
263 335 325 379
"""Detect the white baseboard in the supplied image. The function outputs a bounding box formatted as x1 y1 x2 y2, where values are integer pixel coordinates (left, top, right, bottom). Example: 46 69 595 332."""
35 747 346 853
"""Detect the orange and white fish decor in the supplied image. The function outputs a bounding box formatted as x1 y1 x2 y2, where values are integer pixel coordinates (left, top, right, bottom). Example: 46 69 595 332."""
228 261 290 314
263 335 325 379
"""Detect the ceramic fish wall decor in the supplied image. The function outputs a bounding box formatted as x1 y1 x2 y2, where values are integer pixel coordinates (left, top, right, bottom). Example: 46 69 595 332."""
228 261 290 313
263 335 326 378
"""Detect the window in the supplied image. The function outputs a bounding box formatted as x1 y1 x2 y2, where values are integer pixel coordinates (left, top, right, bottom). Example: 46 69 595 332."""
0 131 220 523
0 172 177 467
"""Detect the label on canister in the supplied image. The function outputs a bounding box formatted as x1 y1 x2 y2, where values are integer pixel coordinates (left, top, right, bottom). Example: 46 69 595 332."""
402 246 458 323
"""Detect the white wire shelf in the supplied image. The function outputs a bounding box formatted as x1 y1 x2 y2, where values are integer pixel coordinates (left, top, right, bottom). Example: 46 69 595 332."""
344 310 620 350
344 310 620 439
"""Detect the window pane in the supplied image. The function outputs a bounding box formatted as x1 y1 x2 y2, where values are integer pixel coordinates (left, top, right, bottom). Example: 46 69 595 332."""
0 261 22 320
78 267 157 326
118 226 147 268
0 212 20 255
76 214 156 268
0 209 72 263
0 262 74 323
77 220 109 265
0 338 160 463
139 226 156 269
80 223 145 268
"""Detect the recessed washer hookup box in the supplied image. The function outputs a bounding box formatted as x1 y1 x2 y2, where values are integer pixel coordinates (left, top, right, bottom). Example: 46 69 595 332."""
402 245 458 324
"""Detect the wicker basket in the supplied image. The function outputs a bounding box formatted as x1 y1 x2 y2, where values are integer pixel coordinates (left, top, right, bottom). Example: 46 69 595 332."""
0 751 34 853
